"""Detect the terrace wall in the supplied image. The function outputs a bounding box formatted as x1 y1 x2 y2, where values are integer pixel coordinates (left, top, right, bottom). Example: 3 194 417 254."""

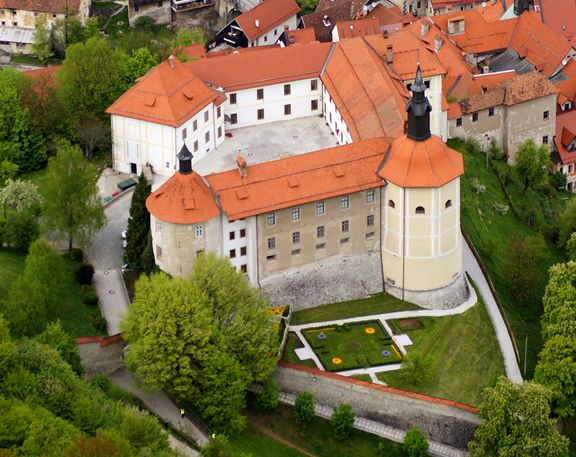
274 362 480 449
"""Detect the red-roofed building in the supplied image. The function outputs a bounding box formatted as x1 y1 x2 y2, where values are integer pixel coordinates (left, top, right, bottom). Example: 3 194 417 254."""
217 0 300 47
552 110 576 190
332 17 380 41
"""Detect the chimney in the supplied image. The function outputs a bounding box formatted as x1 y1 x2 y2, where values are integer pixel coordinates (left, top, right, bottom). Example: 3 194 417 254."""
255 19 260 28
386 45 393 64
168 55 175 68
237 155 248 178
434 36 443 51
421 21 429 36
284 25 289 31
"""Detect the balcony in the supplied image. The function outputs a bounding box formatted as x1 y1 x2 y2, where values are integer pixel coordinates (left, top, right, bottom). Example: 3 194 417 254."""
172 0 214 12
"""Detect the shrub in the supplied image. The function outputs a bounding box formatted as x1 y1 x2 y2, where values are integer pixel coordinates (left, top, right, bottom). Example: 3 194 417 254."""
256 379 279 411
92 311 108 334
403 424 429 457
294 392 315 426
466 137 481 155
331 404 355 440
200 435 234 457
67 248 84 262
401 350 432 386
75 262 95 285
81 284 99 306
3 211 39 252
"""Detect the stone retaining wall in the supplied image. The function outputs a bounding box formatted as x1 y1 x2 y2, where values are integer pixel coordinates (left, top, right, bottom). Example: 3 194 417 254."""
274 363 480 449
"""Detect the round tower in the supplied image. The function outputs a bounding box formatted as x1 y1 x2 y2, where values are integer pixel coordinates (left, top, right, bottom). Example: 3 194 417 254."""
146 145 222 277
379 66 467 309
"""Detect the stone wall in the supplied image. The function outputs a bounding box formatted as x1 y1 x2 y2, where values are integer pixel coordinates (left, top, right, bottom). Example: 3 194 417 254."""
274 363 480 449
260 252 384 310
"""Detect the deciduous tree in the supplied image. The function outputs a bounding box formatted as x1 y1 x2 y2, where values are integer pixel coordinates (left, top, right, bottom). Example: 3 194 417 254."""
42 142 105 250
469 377 569 457
124 173 151 270
32 15 54 63
0 178 43 215
331 404 355 440
541 262 576 341
403 424 428 457
294 392 315 426
35 321 83 376
514 139 550 194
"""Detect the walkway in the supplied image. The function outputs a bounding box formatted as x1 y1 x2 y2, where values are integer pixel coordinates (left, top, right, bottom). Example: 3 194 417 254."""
278 391 467 457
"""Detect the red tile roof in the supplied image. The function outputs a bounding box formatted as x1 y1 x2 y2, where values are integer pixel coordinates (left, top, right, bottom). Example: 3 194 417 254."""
378 134 464 187
146 171 221 224
235 0 300 41
321 38 408 142
205 138 392 220
287 27 317 43
361 3 403 28
556 77 576 107
0 0 81 14
178 43 206 60
186 42 331 91
538 0 576 43
554 110 576 165
106 57 225 127
300 3 353 42
335 17 380 39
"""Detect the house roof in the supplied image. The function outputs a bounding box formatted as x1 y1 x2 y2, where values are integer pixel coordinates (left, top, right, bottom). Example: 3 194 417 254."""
321 37 408 142
205 138 392 220
285 27 317 43
335 17 380 39
146 171 221 224
554 110 576 165
361 3 403 28
300 2 353 42
538 0 576 43
186 42 331 91
0 0 81 14
106 57 225 127
316 0 363 16
378 134 464 188
235 0 300 41
556 77 576 106
457 71 558 116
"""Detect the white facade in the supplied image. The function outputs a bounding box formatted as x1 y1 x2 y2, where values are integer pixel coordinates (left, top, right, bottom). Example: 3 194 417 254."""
248 16 298 47
221 216 258 284
111 102 224 177
322 86 353 145
224 78 323 130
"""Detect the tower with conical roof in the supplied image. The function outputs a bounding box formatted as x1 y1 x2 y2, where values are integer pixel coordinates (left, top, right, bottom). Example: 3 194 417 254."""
378 65 467 309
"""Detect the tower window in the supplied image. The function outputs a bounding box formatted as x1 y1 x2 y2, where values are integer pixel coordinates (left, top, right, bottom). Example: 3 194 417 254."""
415 206 425 215
388 200 395 208
445 200 452 209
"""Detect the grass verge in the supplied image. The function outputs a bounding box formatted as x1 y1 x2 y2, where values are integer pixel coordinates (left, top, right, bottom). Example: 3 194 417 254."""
378 292 505 406
281 332 316 368
290 292 420 326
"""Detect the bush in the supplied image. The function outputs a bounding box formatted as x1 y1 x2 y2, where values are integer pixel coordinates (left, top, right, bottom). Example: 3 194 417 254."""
403 424 429 457
81 284 99 306
401 350 432 386
200 435 234 457
256 379 279 411
92 311 108 334
75 262 95 285
331 404 355 440
67 248 83 262
294 392 315 426
3 211 39 252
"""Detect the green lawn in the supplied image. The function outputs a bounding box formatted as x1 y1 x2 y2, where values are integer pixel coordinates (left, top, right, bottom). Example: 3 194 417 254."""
378 293 505 406
231 403 404 457
281 332 316 368
0 249 26 300
303 321 401 371
290 292 420 326
350 374 372 382
453 138 566 377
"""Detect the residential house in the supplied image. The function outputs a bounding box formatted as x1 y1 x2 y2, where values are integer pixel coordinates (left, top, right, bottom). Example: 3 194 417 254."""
552 110 576 190
127 0 172 26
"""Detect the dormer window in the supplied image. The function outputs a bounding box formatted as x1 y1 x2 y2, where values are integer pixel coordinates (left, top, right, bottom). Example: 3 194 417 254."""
322 15 331 27
563 101 572 111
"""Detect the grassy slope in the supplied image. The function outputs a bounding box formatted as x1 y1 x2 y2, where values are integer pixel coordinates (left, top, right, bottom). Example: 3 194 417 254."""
453 139 565 377
290 292 420 325
230 403 403 457
378 293 505 406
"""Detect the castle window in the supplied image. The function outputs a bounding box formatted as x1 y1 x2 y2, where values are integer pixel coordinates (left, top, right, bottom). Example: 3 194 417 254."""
291 248 301 255
229 231 235 240
182 128 187 139
193 120 198 131
367 215 374 226
229 249 236 259
204 111 209 123
267 237 275 250
217 106 221 117
340 237 350 244
316 201 325 215
456 117 462 127
489 107 495 117
266 212 276 227
284 104 291 116
311 99 318 111
317 225 325 238
366 190 375 203
194 140 198 152
240 264 247 273
257 109 264 120
155 220 162 232
229 93 237 104
341 220 349 233
292 231 300 244
543 110 549 121
415 206 426 215
388 200 395 208
366 231 375 239
240 229 246 238
195 225 204 237
543 135 549 144
316 242 325 249
230 113 237 125
291 207 300 221
472 112 478 123
205 131 210 143
311 79 318 91
156 245 162 259
445 200 452 209
340 196 350 209
257 89 264 100
266 254 276 261
240 246 247 256
284 84 291 96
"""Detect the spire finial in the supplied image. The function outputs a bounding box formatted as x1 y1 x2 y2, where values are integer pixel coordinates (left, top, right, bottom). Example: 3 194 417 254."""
406 64 432 141
177 144 193 174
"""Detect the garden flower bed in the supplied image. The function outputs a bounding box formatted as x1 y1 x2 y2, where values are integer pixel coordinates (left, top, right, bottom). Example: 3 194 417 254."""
302 321 402 372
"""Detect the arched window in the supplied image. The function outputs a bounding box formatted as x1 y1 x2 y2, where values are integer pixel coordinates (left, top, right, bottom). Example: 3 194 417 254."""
415 206 425 215
445 199 452 209
388 200 395 208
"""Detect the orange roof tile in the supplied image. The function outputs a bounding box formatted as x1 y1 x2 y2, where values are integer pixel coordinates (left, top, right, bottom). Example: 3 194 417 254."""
563 59 576 79
361 3 403 27
555 77 576 106
539 0 576 43
186 42 331 91
321 38 408 142
146 171 221 224
106 57 225 127
336 17 380 39
300 3 352 42
287 28 317 43
235 0 300 41
178 43 206 60
468 70 517 96
205 138 392 220
554 110 576 165
378 134 464 188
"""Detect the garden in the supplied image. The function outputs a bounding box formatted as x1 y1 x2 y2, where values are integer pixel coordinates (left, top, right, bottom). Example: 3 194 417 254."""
302 320 402 372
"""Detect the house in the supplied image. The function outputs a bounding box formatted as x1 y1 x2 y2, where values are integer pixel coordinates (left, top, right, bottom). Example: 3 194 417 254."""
552 110 576 191
127 0 172 26
387 0 429 17
146 70 468 310
217 0 300 47
0 0 90 54
429 0 499 16
332 17 380 41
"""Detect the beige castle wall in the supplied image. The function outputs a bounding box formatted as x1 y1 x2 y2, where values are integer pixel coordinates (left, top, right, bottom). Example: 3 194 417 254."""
151 214 222 277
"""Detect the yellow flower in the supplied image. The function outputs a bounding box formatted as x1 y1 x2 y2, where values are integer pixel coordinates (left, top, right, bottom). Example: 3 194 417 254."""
332 357 342 365
365 327 376 335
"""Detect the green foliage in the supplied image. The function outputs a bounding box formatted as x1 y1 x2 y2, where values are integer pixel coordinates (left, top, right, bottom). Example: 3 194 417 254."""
34 321 83 376
296 0 318 15
541 262 576 341
469 377 569 457
567 232 576 261
330 404 355 441
294 392 315 426
42 142 105 250
0 160 19 186
201 435 235 457
550 171 567 192
558 198 576 248
74 263 95 285
466 137 481 155
3 211 39 252
0 178 43 214
514 138 550 194
32 15 54 63
403 424 428 457
124 173 151 270
66 435 120 457
400 350 431 386
118 47 159 93
256 379 280 411
120 406 170 453
140 231 156 274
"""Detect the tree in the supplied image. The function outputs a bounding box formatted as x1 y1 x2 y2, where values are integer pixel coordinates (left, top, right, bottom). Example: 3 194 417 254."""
35 321 83 376
0 178 43 216
400 350 432 386
140 231 156 274
558 198 576 248
75 114 111 160
541 262 576 341
66 435 119 457
535 335 576 419
294 392 315 426
469 377 569 457
403 424 429 457
567 232 576 262
3 211 39 252
200 435 235 457
120 407 170 454
124 173 151 270
256 379 280 411
118 47 158 91
514 139 550 194
32 15 54 63
42 142 105 250
331 404 355 440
